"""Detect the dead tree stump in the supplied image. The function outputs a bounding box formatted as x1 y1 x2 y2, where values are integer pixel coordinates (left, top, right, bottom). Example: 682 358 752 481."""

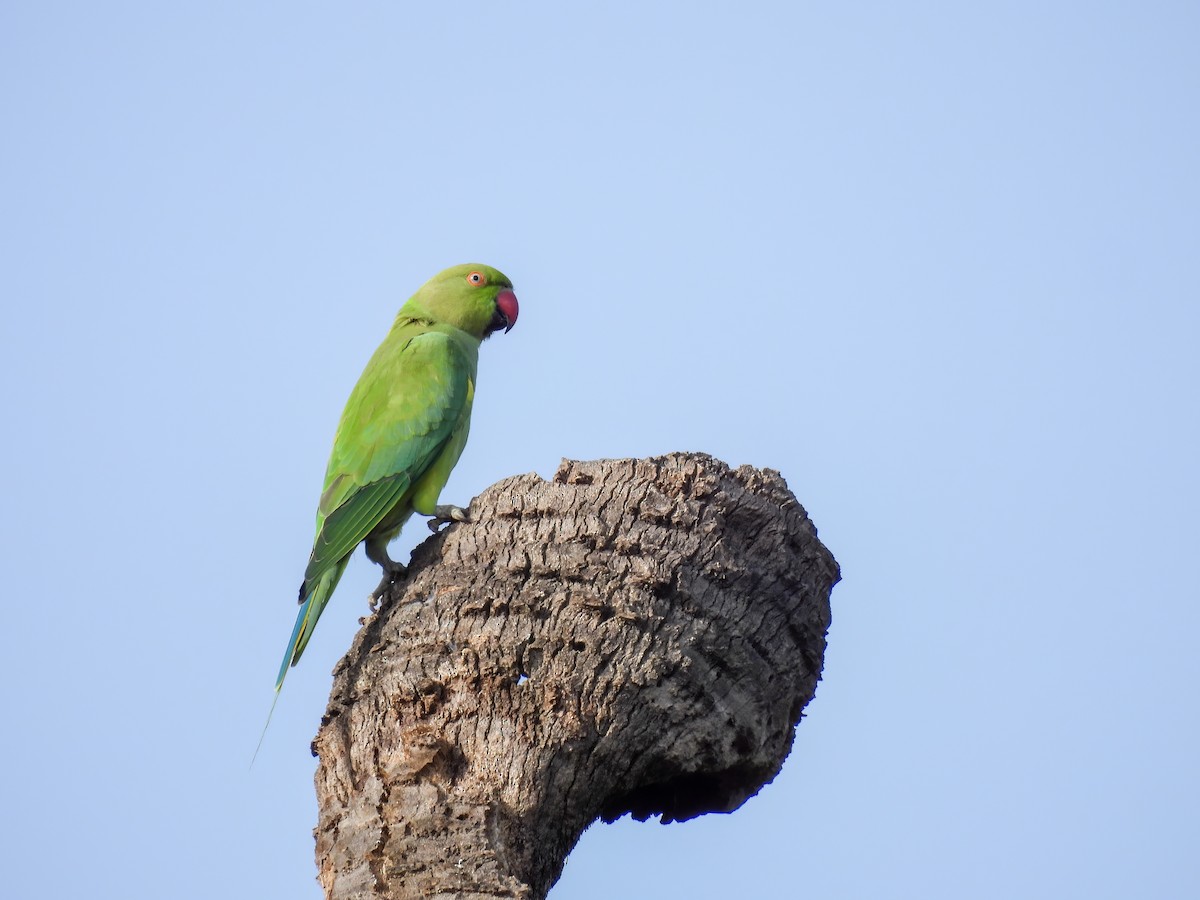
312 452 840 900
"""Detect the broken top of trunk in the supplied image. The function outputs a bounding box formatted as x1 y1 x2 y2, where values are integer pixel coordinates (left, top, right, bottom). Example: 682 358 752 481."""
313 452 840 900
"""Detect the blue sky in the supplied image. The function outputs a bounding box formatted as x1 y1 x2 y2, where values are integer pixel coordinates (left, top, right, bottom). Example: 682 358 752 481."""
2 2 1198 897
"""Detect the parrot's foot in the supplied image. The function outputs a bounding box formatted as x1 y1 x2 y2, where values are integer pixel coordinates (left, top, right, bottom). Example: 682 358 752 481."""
427 504 469 533
369 560 407 610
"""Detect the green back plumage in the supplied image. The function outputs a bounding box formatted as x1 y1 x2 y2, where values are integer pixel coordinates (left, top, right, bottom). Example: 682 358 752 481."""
275 263 515 690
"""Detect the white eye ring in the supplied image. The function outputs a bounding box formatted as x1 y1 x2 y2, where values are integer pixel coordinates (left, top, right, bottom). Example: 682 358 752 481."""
467 271 487 286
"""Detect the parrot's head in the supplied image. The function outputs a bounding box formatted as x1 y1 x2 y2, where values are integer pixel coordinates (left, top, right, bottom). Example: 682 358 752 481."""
404 263 519 340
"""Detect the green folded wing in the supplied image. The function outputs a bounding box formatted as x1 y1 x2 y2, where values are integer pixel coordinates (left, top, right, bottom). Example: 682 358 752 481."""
301 328 474 591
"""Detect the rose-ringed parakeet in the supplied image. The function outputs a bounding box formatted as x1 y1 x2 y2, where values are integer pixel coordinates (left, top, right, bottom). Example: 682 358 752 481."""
275 263 518 693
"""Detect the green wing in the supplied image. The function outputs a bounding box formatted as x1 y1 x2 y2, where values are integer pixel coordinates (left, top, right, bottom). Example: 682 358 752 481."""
304 327 473 590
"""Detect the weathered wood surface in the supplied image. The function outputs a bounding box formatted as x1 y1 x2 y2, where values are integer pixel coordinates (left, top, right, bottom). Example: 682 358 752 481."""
313 452 840 899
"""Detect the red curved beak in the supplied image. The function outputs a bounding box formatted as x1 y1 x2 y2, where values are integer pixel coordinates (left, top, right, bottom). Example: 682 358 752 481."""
495 288 519 333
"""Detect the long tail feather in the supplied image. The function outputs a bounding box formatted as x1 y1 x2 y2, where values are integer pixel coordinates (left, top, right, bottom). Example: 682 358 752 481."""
276 590 317 690
250 688 282 768
252 558 350 767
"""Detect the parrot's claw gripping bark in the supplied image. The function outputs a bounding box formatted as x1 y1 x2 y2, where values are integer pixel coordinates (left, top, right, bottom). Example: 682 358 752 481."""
427 504 469 532
369 559 408 609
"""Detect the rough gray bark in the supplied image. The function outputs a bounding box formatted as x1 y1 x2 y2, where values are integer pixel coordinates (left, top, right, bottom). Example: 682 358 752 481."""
312 452 840 900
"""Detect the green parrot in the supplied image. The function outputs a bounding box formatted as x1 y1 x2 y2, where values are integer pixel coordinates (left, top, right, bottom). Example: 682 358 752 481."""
276 263 519 692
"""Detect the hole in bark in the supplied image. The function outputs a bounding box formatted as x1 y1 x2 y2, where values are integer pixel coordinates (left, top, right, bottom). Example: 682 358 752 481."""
570 641 586 652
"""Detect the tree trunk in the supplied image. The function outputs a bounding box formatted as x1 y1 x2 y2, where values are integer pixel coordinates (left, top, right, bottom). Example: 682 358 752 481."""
312 452 840 900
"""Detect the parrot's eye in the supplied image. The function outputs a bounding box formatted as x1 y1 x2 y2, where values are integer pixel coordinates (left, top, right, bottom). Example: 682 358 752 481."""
467 271 487 286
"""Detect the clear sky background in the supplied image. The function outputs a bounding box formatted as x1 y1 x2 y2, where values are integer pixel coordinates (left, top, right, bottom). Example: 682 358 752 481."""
3 2 1197 898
